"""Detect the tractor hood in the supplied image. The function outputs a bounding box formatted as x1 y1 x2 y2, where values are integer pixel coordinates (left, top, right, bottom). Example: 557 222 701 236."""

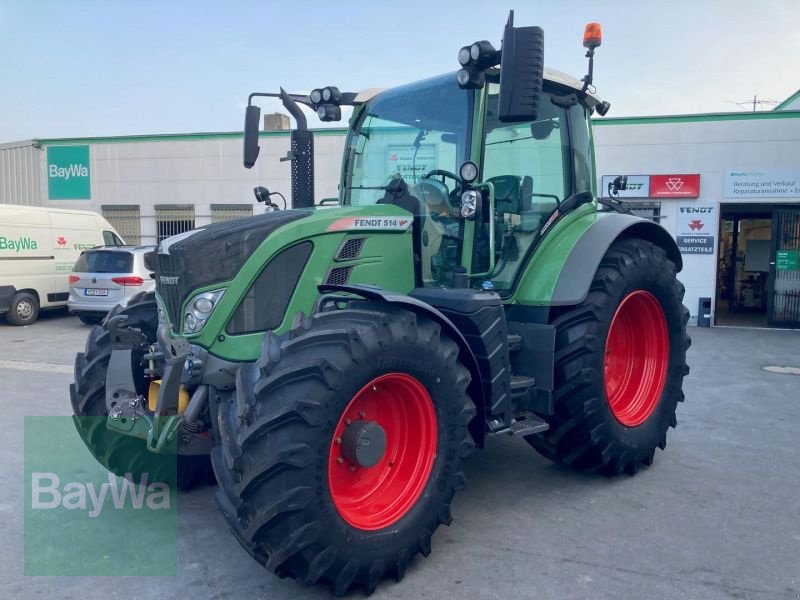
153 209 312 331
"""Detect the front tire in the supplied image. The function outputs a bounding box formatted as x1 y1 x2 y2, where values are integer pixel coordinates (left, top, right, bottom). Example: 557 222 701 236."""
528 238 690 475
213 304 475 595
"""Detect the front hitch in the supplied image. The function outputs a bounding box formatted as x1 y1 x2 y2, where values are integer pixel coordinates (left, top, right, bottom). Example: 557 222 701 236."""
104 318 198 454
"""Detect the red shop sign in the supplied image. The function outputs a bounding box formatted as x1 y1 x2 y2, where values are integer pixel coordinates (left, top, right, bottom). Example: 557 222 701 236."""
649 174 700 198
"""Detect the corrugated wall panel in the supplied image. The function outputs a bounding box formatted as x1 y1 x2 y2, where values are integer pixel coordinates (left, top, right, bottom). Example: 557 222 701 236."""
0 143 42 206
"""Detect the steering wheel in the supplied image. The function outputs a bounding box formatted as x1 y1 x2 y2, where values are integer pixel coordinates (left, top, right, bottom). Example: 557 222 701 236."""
412 179 451 215
423 169 461 186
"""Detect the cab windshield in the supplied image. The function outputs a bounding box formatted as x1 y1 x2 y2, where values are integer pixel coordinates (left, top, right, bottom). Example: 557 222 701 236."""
344 74 473 207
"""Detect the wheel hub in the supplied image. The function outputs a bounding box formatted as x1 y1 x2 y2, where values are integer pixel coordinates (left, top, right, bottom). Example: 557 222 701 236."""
340 420 387 468
328 372 438 531
17 301 32 318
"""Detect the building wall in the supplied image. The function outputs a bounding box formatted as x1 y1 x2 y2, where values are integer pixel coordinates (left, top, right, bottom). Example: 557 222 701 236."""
0 141 41 206
593 111 800 323
0 131 348 244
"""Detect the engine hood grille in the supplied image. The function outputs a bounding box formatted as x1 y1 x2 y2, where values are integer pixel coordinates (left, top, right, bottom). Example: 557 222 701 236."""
153 209 311 331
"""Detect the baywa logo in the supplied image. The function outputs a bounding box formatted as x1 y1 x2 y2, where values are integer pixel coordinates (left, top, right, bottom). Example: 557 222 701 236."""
48 163 88 180
665 177 685 191
0 235 38 252
32 472 170 518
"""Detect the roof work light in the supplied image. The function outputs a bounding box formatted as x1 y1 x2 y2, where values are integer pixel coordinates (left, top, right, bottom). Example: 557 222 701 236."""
456 39 499 90
309 86 343 122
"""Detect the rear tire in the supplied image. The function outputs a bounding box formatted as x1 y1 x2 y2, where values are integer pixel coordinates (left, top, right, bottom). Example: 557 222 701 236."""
527 238 690 475
6 291 39 325
70 291 212 490
213 304 475 595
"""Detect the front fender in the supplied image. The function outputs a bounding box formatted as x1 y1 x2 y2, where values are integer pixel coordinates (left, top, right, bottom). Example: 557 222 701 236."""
317 283 487 446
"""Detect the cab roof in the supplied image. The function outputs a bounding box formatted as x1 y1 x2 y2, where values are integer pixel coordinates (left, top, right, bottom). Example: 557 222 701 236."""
354 67 602 107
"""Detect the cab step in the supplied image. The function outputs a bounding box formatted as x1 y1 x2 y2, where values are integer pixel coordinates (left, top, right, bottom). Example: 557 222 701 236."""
507 333 523 353
510 374 536 398
490 414 550 437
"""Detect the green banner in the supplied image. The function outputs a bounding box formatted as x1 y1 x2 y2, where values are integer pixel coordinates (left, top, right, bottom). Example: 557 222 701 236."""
47 145 91 200
24 416 177 575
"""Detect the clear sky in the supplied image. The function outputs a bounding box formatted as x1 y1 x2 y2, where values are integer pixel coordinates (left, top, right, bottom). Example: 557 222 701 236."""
1 0 798 142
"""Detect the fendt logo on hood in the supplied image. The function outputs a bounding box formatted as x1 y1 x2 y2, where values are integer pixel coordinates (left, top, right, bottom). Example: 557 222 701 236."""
159 276 179 285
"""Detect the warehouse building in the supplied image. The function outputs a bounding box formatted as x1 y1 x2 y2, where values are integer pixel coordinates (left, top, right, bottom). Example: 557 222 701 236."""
1 106 799 328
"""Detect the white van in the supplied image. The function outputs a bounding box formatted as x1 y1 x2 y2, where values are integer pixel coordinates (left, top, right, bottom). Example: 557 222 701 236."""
0 204 124 325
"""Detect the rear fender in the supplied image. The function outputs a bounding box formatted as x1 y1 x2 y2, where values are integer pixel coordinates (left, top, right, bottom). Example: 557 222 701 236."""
515 208 684 308
549 213 682 306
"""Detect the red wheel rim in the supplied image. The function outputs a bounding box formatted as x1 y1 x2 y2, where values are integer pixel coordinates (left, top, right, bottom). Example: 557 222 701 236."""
328 373 438 530
604 290 669 427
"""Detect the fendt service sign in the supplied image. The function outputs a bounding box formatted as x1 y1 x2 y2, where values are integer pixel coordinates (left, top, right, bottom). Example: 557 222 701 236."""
676 204 716 254
47 145 91 200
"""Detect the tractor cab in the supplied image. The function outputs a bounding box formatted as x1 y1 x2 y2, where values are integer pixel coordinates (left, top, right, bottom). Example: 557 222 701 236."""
243 12 608 294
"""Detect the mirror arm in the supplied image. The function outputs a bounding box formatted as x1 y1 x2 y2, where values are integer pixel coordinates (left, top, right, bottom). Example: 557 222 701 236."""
279 88 308 131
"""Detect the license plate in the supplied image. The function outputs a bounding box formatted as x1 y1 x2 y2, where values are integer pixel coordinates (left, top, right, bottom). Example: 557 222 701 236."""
85 288 108 296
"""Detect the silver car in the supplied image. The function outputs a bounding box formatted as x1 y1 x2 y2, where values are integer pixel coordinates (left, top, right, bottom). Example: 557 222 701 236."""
68 246 156 325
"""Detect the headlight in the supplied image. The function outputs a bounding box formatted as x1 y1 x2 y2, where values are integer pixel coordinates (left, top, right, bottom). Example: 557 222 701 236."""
458 46 472 66
461 189 479 220
183 289 225 334
459 160 478 183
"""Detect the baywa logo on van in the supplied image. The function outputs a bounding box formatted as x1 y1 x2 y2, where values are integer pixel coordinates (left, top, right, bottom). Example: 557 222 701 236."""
0 235 38 252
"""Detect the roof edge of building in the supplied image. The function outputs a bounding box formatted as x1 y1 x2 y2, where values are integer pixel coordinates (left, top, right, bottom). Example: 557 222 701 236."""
7 108 800 147
28 127 350 146
594 109 800 126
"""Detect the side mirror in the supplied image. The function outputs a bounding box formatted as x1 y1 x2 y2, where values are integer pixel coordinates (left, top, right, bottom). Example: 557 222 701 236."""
498 11 544 123
610 175 628 197
243 105 261 169
254 186 271 203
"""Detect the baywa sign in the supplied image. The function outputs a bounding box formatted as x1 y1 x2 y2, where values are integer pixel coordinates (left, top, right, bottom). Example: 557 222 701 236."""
47 145 91 200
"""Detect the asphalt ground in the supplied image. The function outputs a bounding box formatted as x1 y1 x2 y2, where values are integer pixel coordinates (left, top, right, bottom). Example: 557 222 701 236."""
1 308 799 599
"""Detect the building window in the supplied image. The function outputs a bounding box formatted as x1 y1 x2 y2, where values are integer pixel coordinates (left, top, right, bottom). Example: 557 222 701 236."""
211 204 253 223
155 205 195 242
626 201 662 223
101 205 141 245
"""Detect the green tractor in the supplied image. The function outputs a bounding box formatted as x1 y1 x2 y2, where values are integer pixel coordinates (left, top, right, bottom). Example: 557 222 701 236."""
70 13 689 595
